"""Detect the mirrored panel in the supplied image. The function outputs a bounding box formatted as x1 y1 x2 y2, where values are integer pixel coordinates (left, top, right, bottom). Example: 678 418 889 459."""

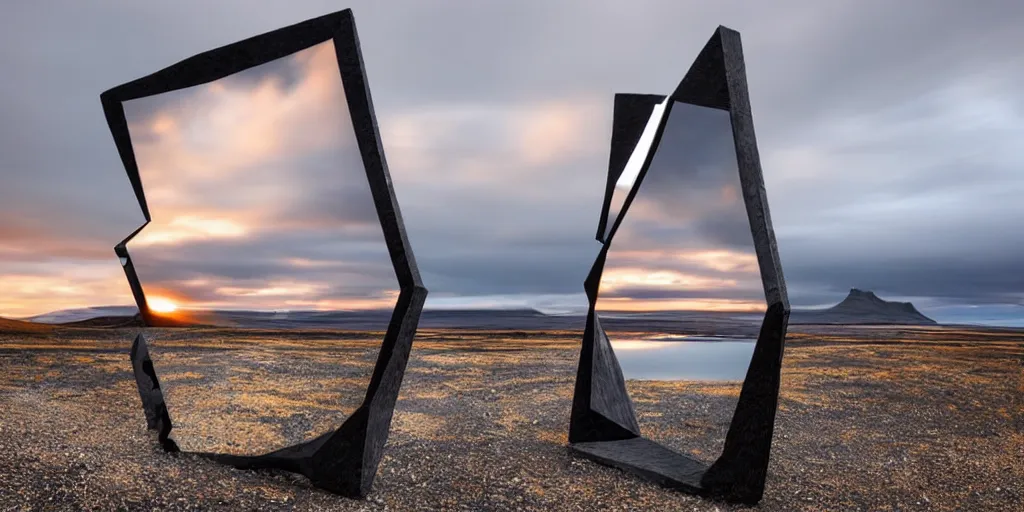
602 97 670 242
597 100 764 463
121 40 396 455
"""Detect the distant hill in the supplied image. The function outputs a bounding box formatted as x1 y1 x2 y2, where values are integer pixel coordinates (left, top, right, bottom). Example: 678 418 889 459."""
0 317 56 334
27 306 138 324
59 314 146 328
18 291 939 331
16 307 582 331
168 308 565 330
791 289 937 325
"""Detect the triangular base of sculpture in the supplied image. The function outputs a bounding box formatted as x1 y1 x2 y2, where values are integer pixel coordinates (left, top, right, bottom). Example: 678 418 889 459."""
571 437 707 494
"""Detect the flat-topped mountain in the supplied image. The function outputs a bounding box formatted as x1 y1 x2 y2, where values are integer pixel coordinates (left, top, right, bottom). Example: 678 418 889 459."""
791 289 937 325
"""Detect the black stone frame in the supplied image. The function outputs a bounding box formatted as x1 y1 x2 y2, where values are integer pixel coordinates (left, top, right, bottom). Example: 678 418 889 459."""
569 26 790 505
100 9 427 498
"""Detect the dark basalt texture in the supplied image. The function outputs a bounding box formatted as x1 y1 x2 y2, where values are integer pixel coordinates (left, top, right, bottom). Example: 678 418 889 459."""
568 26 790 505
102 9 426 498
129 334 179 453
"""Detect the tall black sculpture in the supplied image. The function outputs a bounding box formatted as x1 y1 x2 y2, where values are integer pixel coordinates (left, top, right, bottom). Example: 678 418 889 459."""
101 9 427 498
568 26 789 505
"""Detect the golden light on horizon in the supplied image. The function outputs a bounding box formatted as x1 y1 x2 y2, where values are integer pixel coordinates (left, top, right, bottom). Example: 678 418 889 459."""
0 272 132 319
600 268 738 293
132 215 249 247
675 250 759 273
609 340 677 351
596 297 766 313
215 282 321 298
603 249 759 275
148 297 178 314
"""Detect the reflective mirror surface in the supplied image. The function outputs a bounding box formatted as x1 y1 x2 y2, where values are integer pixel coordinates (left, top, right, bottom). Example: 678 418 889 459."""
603 98 669 242
597 100 763 462
121 40 394 454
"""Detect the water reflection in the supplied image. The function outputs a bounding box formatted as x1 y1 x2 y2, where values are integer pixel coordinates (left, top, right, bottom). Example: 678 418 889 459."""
603 97 670 241
597 98 760 459
611 339 755 380
598 100 763 315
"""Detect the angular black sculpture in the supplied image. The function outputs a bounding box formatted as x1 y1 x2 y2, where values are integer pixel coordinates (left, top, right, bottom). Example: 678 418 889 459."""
569 26 789 505
129 334 179 454
102 9 427 498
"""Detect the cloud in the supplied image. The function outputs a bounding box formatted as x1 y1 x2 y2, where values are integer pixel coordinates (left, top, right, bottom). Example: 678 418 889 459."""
0 0 1022 320
593 101 764 312
120 40 395 312
0 262 127 318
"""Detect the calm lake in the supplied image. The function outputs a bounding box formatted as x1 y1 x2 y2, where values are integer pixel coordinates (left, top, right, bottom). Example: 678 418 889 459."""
610 336 756 381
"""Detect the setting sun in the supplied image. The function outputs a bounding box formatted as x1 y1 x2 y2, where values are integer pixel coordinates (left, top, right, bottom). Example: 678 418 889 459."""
148 297 178 314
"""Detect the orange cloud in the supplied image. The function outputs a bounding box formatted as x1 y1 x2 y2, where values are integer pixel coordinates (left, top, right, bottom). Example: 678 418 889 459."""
277 288 401 311
131 215 249 247
114 40 400 313
597 245 764 312
600 267 739 293
517 101 597 166
0 266 131 318
214 282 322 299
675 249 759 273
381 97 605 182
125 39 359 237
604 249 760 274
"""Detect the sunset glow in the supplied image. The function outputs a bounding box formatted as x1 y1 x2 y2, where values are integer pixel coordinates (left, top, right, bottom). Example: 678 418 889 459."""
112 40 401 316
596 101 765 314
132 216 249 247
215 283 321 298
597 297 766 313
675 250 759 273
147 297 178 314
600 268 738 292
0 270 131 319
0 3 1020 329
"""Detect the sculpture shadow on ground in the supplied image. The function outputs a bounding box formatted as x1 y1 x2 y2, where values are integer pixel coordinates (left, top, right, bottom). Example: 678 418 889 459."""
102 9 426 498
568 26 790 505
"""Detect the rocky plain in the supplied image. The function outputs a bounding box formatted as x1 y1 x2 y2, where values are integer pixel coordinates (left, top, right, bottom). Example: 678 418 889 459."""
0 319 1021 511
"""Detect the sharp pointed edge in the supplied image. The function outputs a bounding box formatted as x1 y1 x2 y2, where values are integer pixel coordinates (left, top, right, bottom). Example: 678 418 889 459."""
589 316 642 436
583 247 608 302
669 29 729 111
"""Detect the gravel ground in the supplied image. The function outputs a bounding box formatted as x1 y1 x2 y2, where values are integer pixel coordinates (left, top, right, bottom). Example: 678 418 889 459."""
0 326 1021 511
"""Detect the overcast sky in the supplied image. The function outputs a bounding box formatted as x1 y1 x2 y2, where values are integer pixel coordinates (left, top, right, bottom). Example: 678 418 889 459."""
1 1 1022 322
122 40 402 313
599 102 766 313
